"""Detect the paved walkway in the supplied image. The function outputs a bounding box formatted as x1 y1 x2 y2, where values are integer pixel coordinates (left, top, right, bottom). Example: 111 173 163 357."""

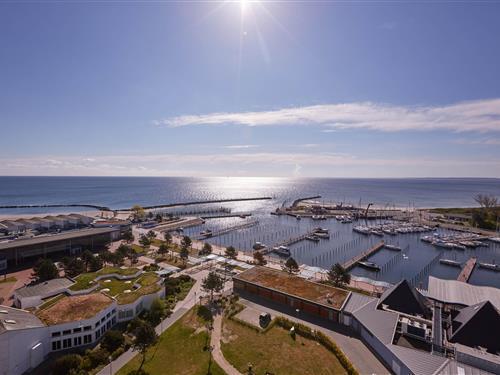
97 269 209 375
210 312 242 375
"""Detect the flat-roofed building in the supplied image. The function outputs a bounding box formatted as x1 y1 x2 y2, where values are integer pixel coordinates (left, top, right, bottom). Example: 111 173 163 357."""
68 214 93 226
0 227 120 267
233 266 350 322
0 220 26 233
16 219 42 230
14 278 75 309
44 216 68 229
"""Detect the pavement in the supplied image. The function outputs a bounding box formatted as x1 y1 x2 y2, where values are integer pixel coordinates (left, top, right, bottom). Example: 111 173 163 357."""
210 312 242 375
97 268 211 375
237 295 390 375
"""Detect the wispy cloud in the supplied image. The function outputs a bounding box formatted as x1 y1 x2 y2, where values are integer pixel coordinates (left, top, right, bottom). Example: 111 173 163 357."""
155 98 500 133
451 138 500 145
223 144 260 149
1 153 498 178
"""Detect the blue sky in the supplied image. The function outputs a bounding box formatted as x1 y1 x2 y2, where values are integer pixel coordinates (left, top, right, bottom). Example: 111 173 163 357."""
1 1 499 177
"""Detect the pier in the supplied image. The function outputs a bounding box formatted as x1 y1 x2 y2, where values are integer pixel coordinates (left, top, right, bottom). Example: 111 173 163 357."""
291 195 321 208
200 212 252 219
194 220 259 240
120 197 273 211
342 241 385 271
457 257 477 283
259 230 322 255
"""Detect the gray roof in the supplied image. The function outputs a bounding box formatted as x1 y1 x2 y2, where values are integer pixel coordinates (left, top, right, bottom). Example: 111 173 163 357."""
0 227 118 251
353 299 398 344
342 292 375 314
15 278 74 298
0 305 45 333
389 345 448 375
436 360 495 375
427 276 500 310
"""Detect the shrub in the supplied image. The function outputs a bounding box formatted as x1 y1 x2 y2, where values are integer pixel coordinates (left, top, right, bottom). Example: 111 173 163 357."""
196 305 213 322
85 347 110 368
100 330 124 353
111 347 125 360
52 354 83 375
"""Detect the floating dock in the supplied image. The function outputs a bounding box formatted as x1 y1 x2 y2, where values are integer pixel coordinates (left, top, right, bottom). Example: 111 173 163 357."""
457 257 477 283
342 241 385 271
200 212 252 219
194 219 259 240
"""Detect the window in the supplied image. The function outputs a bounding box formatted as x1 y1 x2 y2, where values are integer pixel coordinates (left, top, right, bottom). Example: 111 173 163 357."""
118 309 133 320
51 332 61 337
95 321 100 328
73 327 82 333
106 321 111 329
106 312 111 318
111 317 116 325
96 330 101 340
74 336 82 346
63 338 72 349
84 325 91 331
62 329 71 335
112 308 116 314
52 341 61 351
83 334 92 344
101 316 106 323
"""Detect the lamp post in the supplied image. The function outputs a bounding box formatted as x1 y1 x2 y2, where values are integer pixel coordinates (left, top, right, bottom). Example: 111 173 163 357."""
109 355 113 375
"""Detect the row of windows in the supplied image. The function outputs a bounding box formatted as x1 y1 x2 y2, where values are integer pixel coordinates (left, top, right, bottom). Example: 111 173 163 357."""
51 325 92 337
52 334 92 351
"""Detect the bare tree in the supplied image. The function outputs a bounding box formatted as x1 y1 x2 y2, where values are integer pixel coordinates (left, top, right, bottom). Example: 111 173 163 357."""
474 194 498 209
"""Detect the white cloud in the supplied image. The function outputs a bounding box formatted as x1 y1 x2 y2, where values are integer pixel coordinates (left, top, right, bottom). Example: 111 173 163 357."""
223 144 260 149
0 152 498 177
155 98 500 133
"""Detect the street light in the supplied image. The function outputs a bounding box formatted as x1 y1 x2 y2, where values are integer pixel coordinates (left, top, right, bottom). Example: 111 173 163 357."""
109 355 113 375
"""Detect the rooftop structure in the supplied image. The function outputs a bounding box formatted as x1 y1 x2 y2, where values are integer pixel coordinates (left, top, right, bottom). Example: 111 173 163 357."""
0 306 45 333
35 293 114 325
449 301 500 354
426 276 500 310
378 279 432 318
15 278 74 299
235 266 349 310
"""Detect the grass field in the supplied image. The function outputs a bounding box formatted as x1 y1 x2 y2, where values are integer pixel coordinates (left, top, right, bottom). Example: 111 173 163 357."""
117 308 226 375
0 276 17 284
221 318 348 375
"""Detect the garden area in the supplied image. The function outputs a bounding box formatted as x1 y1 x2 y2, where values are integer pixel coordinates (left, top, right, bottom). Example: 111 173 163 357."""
221 317 349 375
117 306 226 375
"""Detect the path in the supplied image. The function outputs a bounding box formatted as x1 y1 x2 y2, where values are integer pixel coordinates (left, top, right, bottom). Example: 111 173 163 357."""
210 312 242 375
97 269 209 375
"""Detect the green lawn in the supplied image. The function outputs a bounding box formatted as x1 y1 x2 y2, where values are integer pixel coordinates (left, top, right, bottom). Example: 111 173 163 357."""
221 318 348 375
69 267 141 291
117 308 226 375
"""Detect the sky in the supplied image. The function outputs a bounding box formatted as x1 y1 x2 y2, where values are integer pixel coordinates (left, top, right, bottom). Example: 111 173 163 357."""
1 1 500 178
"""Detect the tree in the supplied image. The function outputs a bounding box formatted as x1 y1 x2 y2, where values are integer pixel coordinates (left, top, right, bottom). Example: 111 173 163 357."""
81 250 94 271
179 246 189 264
127 370 150 375
225 246 237 260
88 255 103 272
283 257 299 274
157 243 168 257
163 232 172 245
474 194 498 209
139 235 151 248
132 205 145 221
146 230 157 240
33 258 58 281
253 251 267 266
123 229 134 243
328 263 351 287
99 250 114 265
64 258 86 278
147 298 170 325
180 235 192 249
117 244 132 258
131 320 158 370
100 330 124 353
199 242 212 256
52 354 83 375
202 271 224 301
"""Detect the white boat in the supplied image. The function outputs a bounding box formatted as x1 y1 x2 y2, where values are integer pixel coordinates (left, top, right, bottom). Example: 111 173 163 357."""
200 229 213 237
383 229 396 235
440 259 462 267
478 262 500 271
489 237 500 244
353 226 370 235
384 244 402 251
314 232 330 239
421 235 434 243
273 245 291 257
341 218 352 224
305 235 320 242
296 215 301 220
453 244 466 250
253 242 266 250
358 261 381 271
370 230 384 237
313 227 329 234
433 241 455 249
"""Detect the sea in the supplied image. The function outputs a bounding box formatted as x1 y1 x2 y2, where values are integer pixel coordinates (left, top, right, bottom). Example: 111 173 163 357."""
1 176 499 289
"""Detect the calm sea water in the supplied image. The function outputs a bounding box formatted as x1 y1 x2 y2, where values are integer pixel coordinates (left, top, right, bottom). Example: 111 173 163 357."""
1 176 499 288
0 176 499 211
